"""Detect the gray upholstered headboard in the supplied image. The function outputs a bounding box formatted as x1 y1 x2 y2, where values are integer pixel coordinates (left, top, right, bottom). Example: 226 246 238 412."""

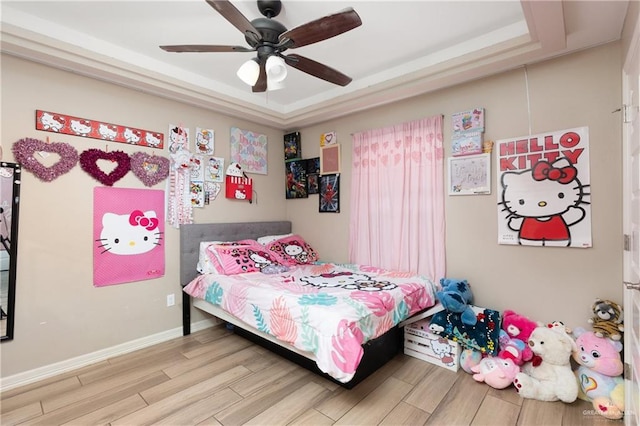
180 221 292 286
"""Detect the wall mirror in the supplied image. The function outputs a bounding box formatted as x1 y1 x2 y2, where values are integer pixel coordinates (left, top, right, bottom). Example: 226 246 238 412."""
1 162 21 341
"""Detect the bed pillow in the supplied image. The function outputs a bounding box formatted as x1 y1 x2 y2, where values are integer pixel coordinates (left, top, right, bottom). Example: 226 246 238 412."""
266 234 319 266
197 239 258 274
212 244 287 275
257 233 293 245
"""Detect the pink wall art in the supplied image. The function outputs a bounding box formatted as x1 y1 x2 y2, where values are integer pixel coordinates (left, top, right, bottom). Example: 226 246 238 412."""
36 110 164 149
93 187 165 286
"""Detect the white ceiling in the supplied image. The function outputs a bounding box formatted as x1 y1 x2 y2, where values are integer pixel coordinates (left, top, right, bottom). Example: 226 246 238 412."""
0 0 631 129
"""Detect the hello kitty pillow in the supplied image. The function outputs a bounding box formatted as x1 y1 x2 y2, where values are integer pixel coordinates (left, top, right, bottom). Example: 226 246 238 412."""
197 240 257 274
266 235 319 266
212 244 286 275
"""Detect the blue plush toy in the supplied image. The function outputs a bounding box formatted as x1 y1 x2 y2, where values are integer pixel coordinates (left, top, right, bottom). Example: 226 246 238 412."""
437 278 476 325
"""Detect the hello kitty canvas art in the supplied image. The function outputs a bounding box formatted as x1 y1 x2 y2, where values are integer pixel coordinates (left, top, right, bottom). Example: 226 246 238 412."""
94 187 165 286
496 127 591 248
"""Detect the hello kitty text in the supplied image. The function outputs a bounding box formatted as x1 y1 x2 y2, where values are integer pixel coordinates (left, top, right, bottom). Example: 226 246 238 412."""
499 131 584 171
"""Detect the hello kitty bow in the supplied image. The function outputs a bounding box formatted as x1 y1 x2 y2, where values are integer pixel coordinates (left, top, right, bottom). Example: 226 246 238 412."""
129 210 158 230
532 161 577 184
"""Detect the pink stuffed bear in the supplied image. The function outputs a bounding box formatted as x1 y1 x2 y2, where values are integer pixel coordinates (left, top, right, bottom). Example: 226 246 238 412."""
471 356 519 389
498 310 538 365
572 327 625 420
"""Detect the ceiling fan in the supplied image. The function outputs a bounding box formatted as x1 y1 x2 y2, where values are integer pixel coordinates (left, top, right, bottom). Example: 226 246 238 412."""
160 0 362 93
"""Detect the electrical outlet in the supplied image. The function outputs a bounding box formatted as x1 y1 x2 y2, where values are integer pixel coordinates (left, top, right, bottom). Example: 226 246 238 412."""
166 293 175 307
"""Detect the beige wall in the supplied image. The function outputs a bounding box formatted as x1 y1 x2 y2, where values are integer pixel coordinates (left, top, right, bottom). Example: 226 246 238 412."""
0 55 287 377
0 41 623 380
291 42 623 331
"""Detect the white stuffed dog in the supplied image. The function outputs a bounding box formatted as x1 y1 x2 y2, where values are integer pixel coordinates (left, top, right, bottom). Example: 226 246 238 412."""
513 326 578 403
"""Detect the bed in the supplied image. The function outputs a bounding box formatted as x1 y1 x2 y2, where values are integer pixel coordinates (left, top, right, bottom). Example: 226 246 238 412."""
180 221 438 388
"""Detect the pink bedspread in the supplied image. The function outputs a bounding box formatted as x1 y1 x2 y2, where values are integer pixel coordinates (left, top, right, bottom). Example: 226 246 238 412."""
183 262 437 383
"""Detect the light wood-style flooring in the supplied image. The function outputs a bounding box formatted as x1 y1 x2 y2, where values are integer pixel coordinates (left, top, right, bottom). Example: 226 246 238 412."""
0 325 616 425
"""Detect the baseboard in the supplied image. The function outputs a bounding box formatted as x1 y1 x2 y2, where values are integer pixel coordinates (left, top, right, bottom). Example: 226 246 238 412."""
0 318 218 392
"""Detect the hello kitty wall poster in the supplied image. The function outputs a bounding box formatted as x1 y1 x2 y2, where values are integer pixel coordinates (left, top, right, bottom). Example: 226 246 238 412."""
496 127 592 248
93 187 165 286
35 110 164 149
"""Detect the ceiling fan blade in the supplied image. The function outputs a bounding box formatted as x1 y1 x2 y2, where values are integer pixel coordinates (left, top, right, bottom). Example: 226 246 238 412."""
252 57 268 93
160 45 254 53
205 0 261 44
284 54 352 86
279 8 362 49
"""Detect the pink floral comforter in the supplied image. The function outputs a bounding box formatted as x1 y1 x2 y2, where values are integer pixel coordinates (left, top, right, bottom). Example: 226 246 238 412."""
183 263 437 383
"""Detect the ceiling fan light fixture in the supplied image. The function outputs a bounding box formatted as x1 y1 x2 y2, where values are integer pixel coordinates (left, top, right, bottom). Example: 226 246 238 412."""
265 55 287 83
237 58 260 86
267 78 285 91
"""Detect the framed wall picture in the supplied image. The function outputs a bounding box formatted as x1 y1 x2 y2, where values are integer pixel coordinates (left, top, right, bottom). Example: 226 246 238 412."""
319 174 340 213
284 131 301 161
320 144 341 175
306 157 320 194
285 159 308 199
448 153 491 195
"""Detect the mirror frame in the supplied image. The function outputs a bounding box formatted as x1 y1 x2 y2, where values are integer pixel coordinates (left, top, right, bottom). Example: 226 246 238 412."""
1 161 21 342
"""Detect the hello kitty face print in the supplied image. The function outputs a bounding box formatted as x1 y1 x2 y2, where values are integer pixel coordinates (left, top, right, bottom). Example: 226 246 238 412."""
70 119 92 136
497 128 592 248
98 210 162 255
300 271 397 291
284 243 308 263
93 188 165 287
40 112 65 131
248 250 272 270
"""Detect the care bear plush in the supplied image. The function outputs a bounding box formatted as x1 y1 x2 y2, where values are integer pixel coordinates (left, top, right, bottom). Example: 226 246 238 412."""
572 327 625 420
513 326 578 403
471 356 519 389
498 310 538 365
436 278 476 325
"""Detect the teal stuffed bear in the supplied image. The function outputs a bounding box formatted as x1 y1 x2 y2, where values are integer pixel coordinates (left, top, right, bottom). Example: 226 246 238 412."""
437 278 476 325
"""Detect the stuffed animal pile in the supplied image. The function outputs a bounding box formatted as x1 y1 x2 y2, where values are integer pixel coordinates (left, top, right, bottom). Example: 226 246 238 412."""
572 327 625 420
436 278 476 325
513 326 579 402
588 298 624 341
498 310 538 366
429 287 625 418
471 356 519 389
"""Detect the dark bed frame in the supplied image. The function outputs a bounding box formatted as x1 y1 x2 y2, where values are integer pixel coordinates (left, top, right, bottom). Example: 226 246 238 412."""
180 221 402 389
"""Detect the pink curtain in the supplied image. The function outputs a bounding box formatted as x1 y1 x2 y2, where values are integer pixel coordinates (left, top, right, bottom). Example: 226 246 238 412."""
349 115 445 281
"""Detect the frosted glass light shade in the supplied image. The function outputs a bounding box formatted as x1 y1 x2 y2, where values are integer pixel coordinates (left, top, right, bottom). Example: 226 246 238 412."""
267 79 285 91
266 55 287 83
237 59 260 86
